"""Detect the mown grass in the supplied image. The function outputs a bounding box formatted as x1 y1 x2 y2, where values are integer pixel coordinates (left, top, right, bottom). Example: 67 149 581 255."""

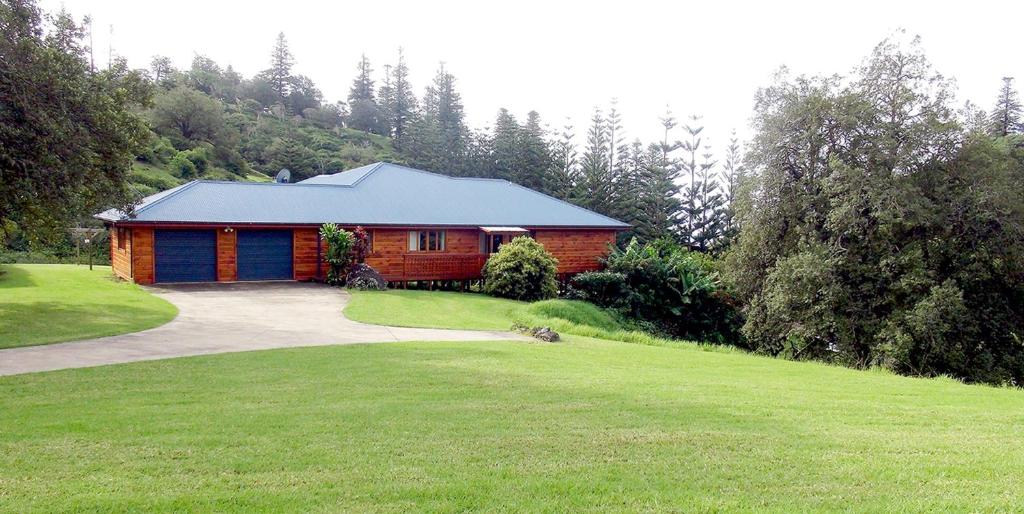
1 338 1022 511
344 289 523 330
347 289 738 353
0 264 177 349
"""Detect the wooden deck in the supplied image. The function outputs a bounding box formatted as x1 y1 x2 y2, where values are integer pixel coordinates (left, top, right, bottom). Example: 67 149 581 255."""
399 253 488 281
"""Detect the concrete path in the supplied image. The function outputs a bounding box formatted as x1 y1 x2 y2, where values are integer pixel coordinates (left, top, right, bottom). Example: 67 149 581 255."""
0 282 526 376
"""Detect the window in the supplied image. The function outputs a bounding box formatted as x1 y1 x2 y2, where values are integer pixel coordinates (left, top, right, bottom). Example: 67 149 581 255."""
117 227 128 250
408 230 446 252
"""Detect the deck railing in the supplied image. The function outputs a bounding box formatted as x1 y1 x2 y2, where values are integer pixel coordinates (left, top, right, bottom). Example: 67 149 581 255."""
401 253 488 281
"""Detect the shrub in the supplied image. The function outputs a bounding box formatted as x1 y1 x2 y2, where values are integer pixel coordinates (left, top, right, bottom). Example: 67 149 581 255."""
482 236 559 301
319 223 353 285
169 152 197 178
601 238 743 344
567 271 629 309
346 263 386 290
351 226 370 264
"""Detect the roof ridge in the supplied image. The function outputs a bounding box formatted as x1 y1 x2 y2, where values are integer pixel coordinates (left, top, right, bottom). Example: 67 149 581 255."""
193 180 361 189
504 181 629 226
378 162 518 184
131 180 202 217
349 161 385 187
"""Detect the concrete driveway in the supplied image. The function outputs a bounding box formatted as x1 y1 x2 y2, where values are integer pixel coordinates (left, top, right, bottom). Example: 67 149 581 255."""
0 282 525 376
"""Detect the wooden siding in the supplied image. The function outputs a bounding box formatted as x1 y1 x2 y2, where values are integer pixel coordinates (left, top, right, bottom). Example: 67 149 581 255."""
131 227 155 284
365 228 481 281
216 230 237 281
113 224 618 284
293 228 321 281
110 227 132 280
534 229 615 274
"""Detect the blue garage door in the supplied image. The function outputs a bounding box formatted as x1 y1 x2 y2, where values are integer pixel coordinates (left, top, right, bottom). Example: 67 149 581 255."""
237 230 293 281
154 229 217 283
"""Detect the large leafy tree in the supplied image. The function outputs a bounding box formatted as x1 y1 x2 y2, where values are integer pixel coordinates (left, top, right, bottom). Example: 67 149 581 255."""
728 35 1024 384
0 0 152 245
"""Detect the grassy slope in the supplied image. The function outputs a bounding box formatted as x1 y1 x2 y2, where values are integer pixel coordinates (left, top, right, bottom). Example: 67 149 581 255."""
344 289 524 330
129 161 270 196
1 338 1022 511
0 264 177 349
346 290 733 353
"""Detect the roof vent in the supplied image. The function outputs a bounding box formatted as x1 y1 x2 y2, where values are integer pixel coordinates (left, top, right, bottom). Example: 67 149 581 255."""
275 168 291 184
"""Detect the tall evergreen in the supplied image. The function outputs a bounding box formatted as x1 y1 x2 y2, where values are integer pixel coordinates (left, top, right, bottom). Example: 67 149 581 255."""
348 54 375 102
515 111 551 191
346 54 384 134
546 122 578 200
489 108 520 181
693 147 726 251
720 131 744 242
990 77 1022 136
422 64 468 173
380 48 418 149
266 32 293 102
678 116 703 246
574 108 613 216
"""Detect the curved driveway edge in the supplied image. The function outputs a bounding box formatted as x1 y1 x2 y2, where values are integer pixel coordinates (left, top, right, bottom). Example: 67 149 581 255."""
0 282 527 377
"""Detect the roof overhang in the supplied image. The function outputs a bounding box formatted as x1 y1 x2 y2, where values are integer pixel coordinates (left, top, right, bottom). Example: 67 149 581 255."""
479 226 529 233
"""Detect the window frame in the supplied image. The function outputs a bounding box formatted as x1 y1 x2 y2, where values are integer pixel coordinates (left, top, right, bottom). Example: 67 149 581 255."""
117 227 129 250
408 230 446 252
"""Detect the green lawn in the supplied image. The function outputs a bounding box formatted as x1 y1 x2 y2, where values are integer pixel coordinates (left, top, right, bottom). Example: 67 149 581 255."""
3 283 1023 510
1 338 1022 511
345 289 525 330
0 264 177 349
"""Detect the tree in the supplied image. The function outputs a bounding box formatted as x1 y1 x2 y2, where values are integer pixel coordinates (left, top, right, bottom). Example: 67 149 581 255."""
421 64 469 173
285 74 322 114
546 121 578 199
348 54 375 102
990 77 1022 136
516 111 551 191
0 1 151 245
719 131 744 243
379 48 418 148
150 86 229 149
150 55 174 86
678 116 705 247
573 108 613 216
346 54 384 134
489 108 521 181
726 35 1024 384
265 32 293 103
633 108 683 242
187 54 221 95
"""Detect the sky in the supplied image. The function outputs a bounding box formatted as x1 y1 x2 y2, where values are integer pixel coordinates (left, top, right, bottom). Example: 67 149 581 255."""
45 0 1024 154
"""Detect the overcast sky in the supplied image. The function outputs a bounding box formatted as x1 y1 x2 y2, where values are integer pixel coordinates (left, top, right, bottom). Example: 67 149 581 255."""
45 0 1024 153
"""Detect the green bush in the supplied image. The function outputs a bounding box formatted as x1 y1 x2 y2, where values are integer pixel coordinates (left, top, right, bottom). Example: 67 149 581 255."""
169 152 198 178
482 237 559 301
581 238 742 344
319 223 353 285
567 271 629 309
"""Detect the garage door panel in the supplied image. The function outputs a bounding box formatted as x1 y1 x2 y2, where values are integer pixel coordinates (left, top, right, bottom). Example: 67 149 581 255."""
237 230 293 281
155 230 217 283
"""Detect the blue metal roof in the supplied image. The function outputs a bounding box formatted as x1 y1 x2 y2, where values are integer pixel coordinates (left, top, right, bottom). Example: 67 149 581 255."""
98 162 627 228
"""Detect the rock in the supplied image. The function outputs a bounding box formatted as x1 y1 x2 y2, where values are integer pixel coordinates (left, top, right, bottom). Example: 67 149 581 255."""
533 327 560 342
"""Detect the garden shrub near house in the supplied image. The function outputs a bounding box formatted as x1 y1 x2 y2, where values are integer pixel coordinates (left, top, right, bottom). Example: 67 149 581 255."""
319 223 353 285
483 237 558 301
573 238 742 344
